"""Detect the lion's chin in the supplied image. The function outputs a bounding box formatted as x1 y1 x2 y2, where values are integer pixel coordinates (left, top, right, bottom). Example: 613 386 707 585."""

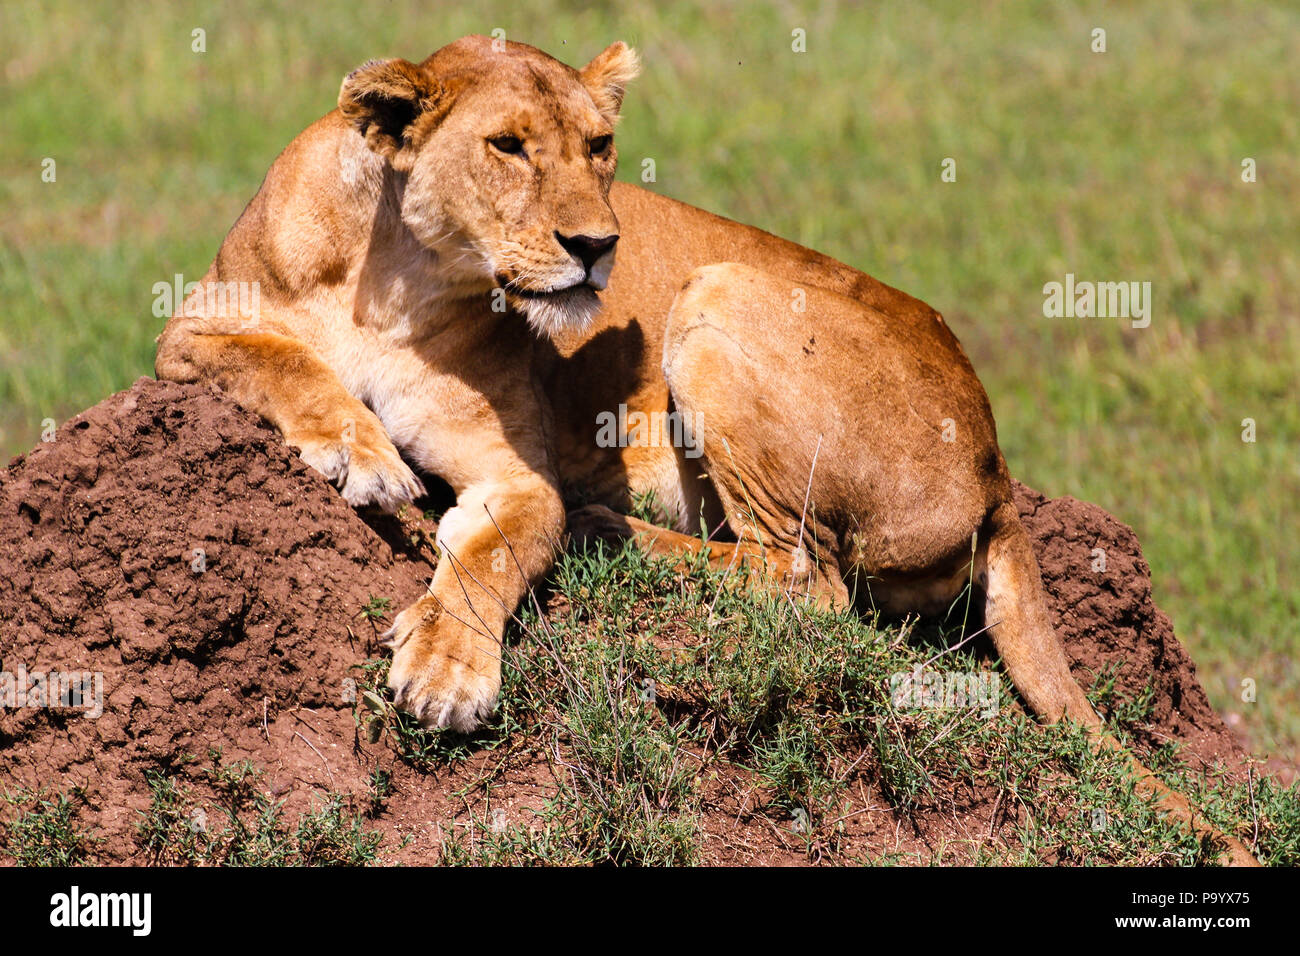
511 285 603 339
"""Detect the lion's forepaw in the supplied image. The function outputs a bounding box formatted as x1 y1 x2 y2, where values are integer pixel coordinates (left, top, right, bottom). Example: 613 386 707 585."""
290 425 425 514
384 602 500 733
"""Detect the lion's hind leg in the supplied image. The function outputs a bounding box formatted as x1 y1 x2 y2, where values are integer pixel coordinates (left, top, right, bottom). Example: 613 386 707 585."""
566 503 846 608
568 263 854 609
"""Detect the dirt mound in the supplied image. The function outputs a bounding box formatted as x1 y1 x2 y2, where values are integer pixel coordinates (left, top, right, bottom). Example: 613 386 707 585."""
0 379 435 858
0 378 1251 863
1011 481 1244 771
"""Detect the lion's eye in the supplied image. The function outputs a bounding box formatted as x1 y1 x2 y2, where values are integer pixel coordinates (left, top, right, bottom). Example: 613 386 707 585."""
489 135 525 156
589 135 612 157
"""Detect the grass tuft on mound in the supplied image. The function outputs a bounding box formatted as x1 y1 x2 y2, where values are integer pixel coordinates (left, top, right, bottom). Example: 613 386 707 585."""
345 542 1299 866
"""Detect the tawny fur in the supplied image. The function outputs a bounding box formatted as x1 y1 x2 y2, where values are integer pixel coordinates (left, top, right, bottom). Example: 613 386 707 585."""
156 35 1256 865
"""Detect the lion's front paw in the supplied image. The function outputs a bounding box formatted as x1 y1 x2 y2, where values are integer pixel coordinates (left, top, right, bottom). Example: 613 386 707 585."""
384 603 500 733
290 422 426 514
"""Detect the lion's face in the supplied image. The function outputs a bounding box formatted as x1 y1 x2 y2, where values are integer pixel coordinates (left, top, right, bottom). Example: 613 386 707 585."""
339 36 640 337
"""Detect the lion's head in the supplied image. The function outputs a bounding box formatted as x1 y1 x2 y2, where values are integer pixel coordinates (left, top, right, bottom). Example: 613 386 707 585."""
338 35 640 337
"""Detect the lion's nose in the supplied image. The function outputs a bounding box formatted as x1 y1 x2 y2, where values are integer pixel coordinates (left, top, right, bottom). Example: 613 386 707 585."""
556 231 618 273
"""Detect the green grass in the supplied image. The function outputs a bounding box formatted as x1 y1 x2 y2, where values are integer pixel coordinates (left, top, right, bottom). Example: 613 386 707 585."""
2 0 1296 763
1 787 99 865
358 594 393 622
5 543 1297 866
351 542 1300 866
136 749 385 866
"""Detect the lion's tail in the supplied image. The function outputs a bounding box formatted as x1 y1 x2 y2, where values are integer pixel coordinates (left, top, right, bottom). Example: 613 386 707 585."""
981 500 1260 866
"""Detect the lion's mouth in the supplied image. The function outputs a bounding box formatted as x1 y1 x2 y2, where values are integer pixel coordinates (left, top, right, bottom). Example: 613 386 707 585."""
510 285 576 300
497 279 603 338
501 281 599 301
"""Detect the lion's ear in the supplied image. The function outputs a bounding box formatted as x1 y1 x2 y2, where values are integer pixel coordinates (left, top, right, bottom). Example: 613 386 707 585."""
338 58 451 168
580 42 641 122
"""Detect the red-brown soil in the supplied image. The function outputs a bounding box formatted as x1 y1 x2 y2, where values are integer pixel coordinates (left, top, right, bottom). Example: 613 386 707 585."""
0 378 1260 864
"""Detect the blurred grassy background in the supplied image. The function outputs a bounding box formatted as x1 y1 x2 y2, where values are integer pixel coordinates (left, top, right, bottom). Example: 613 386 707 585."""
1 0 1296 762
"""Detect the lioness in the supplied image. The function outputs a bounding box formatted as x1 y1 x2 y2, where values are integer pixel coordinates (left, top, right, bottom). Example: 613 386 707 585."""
156 35 1255 864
